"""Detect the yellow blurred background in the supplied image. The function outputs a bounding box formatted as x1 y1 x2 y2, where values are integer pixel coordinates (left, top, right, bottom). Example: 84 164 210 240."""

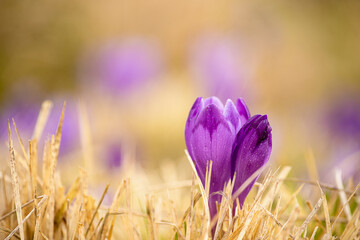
1 0 360 185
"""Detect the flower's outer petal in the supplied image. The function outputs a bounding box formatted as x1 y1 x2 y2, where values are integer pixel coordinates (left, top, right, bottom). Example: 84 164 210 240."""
235 98 251 125
224 99 241 134
190 103 235 219
232 114 272 207
185 97 204 148
204 96 224 111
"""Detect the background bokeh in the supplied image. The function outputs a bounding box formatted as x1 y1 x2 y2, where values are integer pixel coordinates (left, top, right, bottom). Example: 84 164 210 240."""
1 0 360 186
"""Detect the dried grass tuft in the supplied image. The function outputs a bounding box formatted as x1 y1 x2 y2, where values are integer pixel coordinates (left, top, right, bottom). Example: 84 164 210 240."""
1 101 359 239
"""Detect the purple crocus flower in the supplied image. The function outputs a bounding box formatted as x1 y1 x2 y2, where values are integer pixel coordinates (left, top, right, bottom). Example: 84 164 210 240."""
185 97 272 222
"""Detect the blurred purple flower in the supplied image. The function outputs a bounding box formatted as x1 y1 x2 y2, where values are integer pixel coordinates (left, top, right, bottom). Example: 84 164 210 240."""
78 38 163 94
104 141 123 169
44 100 80 157
0 80 47 141
189 35 251 100
327 97 360 143
322 95 360 183
0 103 39 140
185 97 272 223
0 99 79 159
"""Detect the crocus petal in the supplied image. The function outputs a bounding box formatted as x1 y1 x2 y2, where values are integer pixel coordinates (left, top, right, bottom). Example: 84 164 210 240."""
185 97 204 147
190 104 234 184
189 103 234 219
235 98 251 125
204 96 224 111
231 114 272 207
224 99 241 134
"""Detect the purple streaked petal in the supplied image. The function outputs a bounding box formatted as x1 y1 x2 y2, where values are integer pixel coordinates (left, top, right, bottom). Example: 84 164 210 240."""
189 117 234 186
194 103 231 139
235 98 251 125
187 103 234 219
224 99 241 134
185 97 204 148
231 114 272 207
189 104 232 181
204 96 224 111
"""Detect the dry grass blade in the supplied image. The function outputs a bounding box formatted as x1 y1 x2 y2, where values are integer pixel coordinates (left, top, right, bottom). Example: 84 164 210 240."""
294 198 323 239
221 215 238 240
1 170 11 221
101 181 125 240
184 149 210 239
341 206 360 239
5 195 48 240
257 203 284 228
186 174 196 240
125 179 135 240
88 217 103 240
276 203 298 239
155 221 185 240
29 140 38 200
235 170 273 240
69 204 82 240
54 176 81 225
146 195 155 240
335 169 352 221
8 121 25 240
33 196 49 240
309 226 318 240
12 118 29 165
85 184 109 237
261 166 291 208
172 191 201 240
231 164 269 203
213 182 233 240
47 102 65 240
316 182 331 236
42 139 51 192
53 102 66 161
279 184 304 216
280 177 358 196
2 103 360 240
32 100 53 141
203 160 213 238
47 135 56 240
0 227 20 239
0 196 43 221
331 180 360 233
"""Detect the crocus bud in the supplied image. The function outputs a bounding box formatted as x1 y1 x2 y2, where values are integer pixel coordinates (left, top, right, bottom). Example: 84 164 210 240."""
231 115 272 208
185 96 250 219
185 97 272 223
